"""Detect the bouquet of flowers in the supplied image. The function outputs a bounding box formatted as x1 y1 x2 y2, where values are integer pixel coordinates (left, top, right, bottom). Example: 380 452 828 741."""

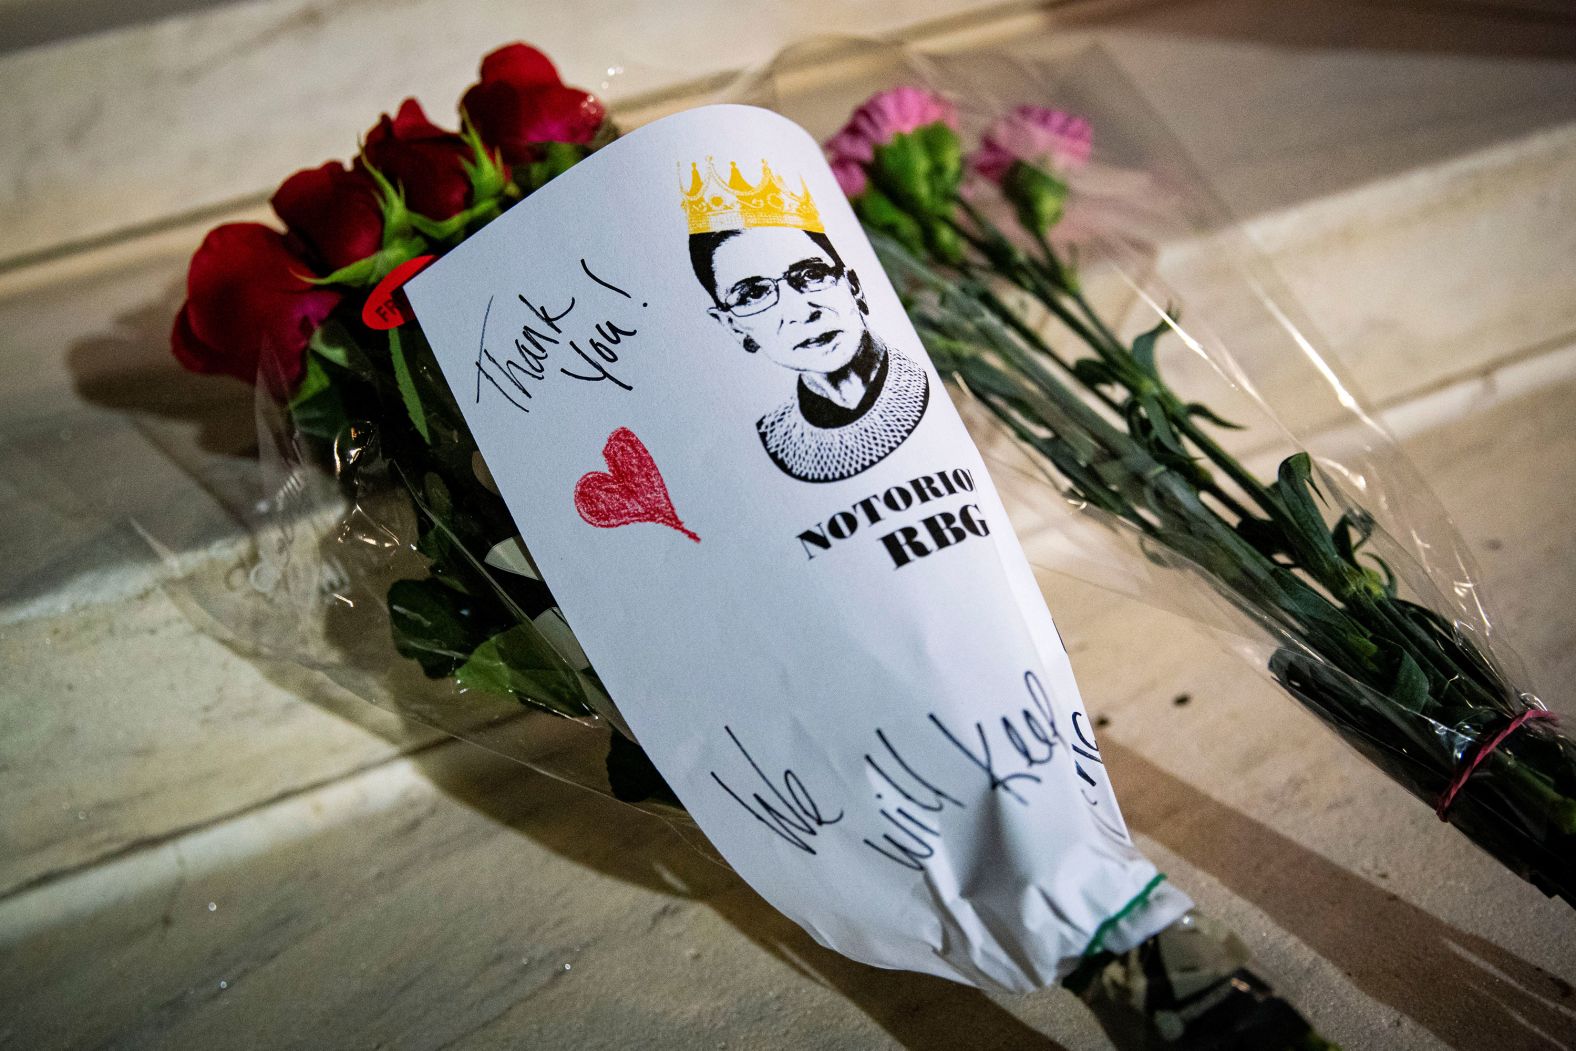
166 36 1538 1050
802 55 1575 906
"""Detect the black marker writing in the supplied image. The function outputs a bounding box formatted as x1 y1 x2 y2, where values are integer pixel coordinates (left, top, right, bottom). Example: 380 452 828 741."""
473 260 645 413
581 258 632 298
474 295 517 408
928 713 1041 805
862 728 966 872
1069 710 1103 788
559 340 634 388
864 807 940 872
521 292 574 332
712 726 844 854
707 670 1117 874
927 671 1064 806
866 728 965 813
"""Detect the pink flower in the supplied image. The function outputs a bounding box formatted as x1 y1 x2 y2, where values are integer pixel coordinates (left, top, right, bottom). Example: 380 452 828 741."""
828 156 869 198
825 86 957 197
972 106 1092 184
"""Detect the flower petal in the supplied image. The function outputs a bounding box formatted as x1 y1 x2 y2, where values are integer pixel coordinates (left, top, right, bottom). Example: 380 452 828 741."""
480 42 563 89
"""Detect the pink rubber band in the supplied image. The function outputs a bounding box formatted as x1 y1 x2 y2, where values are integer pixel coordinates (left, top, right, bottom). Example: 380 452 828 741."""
1435 708 1558 820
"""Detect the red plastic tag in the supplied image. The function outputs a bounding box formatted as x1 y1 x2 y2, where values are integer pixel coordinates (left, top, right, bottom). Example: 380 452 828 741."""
362 254 438 330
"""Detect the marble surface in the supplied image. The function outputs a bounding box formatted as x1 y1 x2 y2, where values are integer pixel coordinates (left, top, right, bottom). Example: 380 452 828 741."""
0 0 1019 264
4 374 1574 1050
4 0 1575 265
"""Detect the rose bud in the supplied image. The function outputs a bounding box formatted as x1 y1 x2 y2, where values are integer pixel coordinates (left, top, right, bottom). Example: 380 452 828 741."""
170 223 341 395
360 99 473 220
271 161 384 271
461 42 605 166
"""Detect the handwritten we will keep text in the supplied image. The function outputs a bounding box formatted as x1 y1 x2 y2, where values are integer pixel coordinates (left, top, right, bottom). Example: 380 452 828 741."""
711 669 1129 874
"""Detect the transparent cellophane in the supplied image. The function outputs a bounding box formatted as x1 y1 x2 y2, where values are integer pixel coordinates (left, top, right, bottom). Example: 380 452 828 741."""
148 40 1572 900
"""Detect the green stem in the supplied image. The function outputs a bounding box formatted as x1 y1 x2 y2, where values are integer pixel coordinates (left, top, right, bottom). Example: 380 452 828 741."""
867 199 1576 900
1199 481 1254 523
1031 229 1127 354
953 205 1124 367
1015 217 1287 527
1171 410 1282 519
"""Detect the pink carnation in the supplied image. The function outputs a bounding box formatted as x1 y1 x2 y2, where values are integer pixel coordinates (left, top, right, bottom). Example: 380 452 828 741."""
825 85 957 197
971 106 1092 184
828 155 870 199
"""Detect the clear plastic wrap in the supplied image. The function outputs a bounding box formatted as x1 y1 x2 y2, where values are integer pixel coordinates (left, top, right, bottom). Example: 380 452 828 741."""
156 37 1571 906
135 33 1576 1049
748 40 1574 902
149 343 657 814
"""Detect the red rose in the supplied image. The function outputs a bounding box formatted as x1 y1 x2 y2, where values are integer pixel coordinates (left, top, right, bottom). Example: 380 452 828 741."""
272 161 383 271
171 223 341 394
462 43 605 165
360 99 472 220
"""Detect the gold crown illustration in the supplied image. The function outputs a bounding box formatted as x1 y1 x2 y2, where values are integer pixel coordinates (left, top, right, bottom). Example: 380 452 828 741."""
680 158 823 235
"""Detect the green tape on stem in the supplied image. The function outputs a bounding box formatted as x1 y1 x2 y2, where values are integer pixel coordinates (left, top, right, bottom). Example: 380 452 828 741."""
1082 872 1167 958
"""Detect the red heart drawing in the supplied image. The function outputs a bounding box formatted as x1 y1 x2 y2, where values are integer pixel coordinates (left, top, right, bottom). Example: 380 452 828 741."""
574 428 700 543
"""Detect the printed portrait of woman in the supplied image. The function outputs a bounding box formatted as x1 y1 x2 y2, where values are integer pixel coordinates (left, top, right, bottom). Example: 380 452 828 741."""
683 161 929 483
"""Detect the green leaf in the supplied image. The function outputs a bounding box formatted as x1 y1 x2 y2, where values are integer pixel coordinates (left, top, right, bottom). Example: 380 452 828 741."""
1130 318 1168 381
408 210 470 242
1185 401 1244 430
872 131 933 214
1272 454 1337 567
1390 651 1433 714
313 254 383 288
423 471 453 520
917 121 964 201
1275 580 1380 664
872 123 963 222
360 158 422 254
1042 436 1126 516
285 353 348 441
458 118 509 202
1073 358 1117 387
360 157 401 214
289 351 331 407
454 622 588 716
388 326 431 444
1367 554 1399 598
309 234 428 289
308 321 355 368
1138 390 1186 460
306 319 379 383
925 221 965 267
414 519 452 566
518 142 590 195
388 577 509 678
1331 510 1374 565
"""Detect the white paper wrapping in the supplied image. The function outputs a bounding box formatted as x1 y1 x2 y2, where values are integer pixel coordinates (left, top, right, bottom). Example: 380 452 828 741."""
405 104 1190 992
